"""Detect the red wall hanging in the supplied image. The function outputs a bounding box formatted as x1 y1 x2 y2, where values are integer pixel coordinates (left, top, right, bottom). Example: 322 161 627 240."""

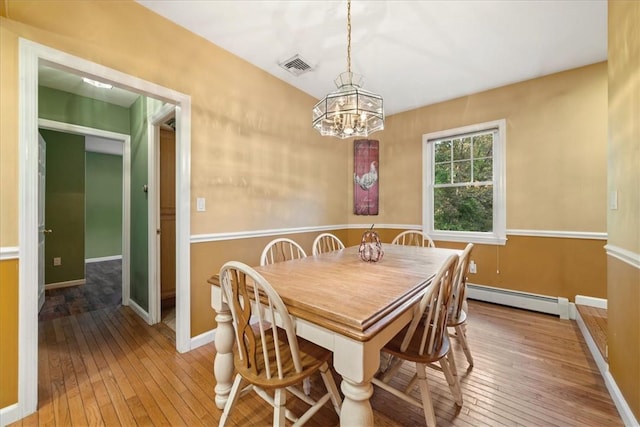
353 139 379 215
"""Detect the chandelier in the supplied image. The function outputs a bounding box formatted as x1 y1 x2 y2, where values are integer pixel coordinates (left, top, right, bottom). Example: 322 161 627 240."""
312 0 384 139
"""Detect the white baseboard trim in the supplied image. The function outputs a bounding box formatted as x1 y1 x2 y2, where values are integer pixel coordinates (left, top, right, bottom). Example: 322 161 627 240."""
191 315 268 351
466 283 570 319
127 299 150 324
44 279 85 290
192 315 269 350
85 255 122 263
575 295 608 309
605 370 640 427
575 309 639 427
0 403 21 427
190 329 215 350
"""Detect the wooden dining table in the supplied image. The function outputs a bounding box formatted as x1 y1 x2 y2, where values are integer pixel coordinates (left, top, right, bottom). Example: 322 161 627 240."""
210 244 461 426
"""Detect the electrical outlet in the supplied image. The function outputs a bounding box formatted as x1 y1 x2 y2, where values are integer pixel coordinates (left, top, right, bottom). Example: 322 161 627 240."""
53 257 62 266
469 260 477 274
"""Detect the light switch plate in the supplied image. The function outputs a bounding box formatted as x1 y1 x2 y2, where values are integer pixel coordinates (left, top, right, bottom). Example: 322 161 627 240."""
609 190 618 210
196 197 206 212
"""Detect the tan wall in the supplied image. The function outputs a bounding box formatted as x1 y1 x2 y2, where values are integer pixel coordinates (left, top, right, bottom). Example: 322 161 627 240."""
0 1 349 247
0 259 19 407
0 24 19 247
0 0 617 415
607 1 640 255
347 62 608 231
607 0 640 420
346 65 608 300
191 230 350 335
607 257 640 419
348 228 607 300
0 0 347 410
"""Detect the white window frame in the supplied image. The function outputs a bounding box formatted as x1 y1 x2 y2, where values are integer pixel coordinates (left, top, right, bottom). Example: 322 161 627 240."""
422 119 506 245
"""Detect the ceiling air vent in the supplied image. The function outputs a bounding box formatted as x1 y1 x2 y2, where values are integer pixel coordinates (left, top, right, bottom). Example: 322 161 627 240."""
279 54 313 76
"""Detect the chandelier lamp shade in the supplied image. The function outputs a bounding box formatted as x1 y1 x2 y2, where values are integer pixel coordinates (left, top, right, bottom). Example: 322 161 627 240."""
312 0 384 139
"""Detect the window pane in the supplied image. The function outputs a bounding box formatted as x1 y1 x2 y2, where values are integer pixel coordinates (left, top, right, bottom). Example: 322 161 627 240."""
434 140 451 163
434 185 493 232
434 163 451 184
452 160 471 183
474 158 493 181
452 137 471 161
473 134 493 157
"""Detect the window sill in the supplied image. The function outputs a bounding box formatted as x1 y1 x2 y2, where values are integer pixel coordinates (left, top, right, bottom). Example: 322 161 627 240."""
430 232 507 246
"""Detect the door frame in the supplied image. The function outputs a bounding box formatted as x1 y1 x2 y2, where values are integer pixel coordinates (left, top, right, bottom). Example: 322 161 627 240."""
37 119 131 307
148 104 176 325
18 38 192 418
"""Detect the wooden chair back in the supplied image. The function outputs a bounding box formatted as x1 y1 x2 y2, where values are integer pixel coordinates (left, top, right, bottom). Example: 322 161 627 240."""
391 230 436 248
450 243 474 322
219 261 303 381
312 233 345 256
400 254 458 356
260 238 307 266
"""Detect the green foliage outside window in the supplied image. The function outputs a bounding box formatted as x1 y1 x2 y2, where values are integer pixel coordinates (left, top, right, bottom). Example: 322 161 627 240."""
434 186 493 231
433 132 494 232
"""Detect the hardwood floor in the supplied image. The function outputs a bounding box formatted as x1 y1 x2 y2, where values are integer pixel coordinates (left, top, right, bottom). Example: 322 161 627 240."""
576 304 608 362
12 301 622 426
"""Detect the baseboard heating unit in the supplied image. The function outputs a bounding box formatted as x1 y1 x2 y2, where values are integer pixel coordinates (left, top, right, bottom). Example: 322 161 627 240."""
467 283 569 319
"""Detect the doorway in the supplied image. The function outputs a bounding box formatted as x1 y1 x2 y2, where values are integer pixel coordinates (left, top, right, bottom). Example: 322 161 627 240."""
159 124 177 331
18 38 192 417
147 106 177 332
36 122 129 321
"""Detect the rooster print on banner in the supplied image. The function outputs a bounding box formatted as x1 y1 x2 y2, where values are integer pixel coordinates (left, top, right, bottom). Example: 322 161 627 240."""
353 139 379 215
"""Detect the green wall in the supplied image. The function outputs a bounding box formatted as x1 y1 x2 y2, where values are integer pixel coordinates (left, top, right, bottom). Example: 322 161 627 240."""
39 84 149 309
40 129 85 284
39 86 130 133
85 151 123 259
129 97 149 310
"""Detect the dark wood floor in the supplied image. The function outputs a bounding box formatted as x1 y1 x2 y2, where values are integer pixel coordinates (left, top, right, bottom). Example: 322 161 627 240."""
38 260 122 322
12 300 622 426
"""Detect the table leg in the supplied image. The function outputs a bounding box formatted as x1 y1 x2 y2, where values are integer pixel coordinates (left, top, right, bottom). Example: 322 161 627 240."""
339 378 374 426
213 302 234 409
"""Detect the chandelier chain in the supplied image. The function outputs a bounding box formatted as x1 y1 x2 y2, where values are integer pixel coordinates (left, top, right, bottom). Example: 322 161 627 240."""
347 0 351 73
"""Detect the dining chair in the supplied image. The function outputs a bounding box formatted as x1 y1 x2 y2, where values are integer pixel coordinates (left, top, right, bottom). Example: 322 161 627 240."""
372 254 462 427
448 243 474 366
391 230 436 248
380 229 435 374
260 237 312 395
260 238 307 266
311 233 345 256
218 261 342 427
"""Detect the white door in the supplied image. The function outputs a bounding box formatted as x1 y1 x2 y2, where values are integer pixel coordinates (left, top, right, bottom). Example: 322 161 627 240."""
38 132 47 312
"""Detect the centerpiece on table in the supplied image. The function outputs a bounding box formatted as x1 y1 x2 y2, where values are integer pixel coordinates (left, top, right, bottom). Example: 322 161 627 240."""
358 224 384 262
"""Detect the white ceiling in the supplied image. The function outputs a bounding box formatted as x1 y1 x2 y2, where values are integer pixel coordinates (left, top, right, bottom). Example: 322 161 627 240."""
39 64 140 108
39 1 608 116
136 0 607 115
